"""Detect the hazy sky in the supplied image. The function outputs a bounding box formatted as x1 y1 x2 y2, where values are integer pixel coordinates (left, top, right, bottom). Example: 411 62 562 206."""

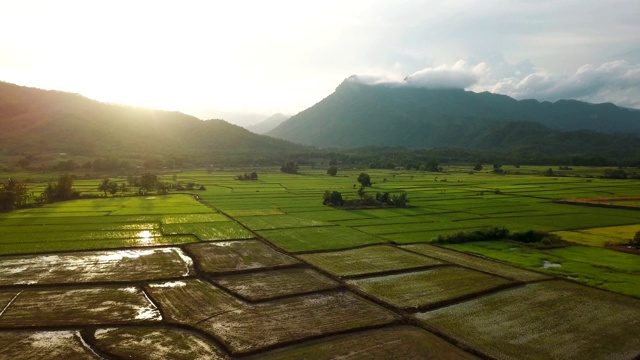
1 1 639 125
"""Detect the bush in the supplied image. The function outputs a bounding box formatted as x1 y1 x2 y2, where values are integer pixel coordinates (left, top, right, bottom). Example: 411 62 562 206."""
281 161 298 174
630 231 640 248
323 190 344 206
236 172 258 180
357 173 372 187
434 227 510 244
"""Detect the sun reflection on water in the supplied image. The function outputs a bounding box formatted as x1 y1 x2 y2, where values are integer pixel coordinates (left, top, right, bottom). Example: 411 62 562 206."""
137 230 153 245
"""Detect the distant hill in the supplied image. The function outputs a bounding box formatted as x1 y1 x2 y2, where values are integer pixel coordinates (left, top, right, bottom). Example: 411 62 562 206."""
247 113 290 134
0 81 307 162
267 77 640 155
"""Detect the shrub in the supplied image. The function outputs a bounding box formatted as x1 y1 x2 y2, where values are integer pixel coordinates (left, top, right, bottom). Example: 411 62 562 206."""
323 190 344 206
630 231 640 248
434 227 510 244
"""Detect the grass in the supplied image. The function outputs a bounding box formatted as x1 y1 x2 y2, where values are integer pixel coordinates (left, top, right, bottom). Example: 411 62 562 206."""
347 267 513 310
0 194 224 254
402 243 548 282
416 281 640 360
298 245 443 277
258 226 386 252
161 222 253 241
253 326 477 360
185 240 299 273
554 224 640 247
213 268 340 301
445 241 640 297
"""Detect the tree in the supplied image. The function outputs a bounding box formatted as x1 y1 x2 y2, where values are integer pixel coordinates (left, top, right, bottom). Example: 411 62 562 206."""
323 190 343 206
544 168 554 176
281 161 298 174
630 231 640 248
139 173 158 195
119 183 129 196
0 178 28 211
155 181 168 195
424 159 440 172
108 181 119 196
54 174 76 201
390 192 409 207
327 166 338 176
98 178 113 197
42 174 78 203
473 163 483 171
357 173 372 187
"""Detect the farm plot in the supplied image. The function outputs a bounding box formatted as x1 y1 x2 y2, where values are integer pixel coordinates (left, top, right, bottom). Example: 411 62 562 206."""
0 286 161 327
0 194 223 254
554 223 640 247
236 214 331 230
348 267 514 310
161 222 252 241
250 326 478 360
223 208 285 217
0 330 98 359
445 241 640 297
0 247 193 285
93 326 226 360
147 279 398 355
185 240 299 273
160 213 231 224
416 280 640 360
258 226 385 252
213 268 340 301
402 243 548 282
298 245 444 277
0 235 198 256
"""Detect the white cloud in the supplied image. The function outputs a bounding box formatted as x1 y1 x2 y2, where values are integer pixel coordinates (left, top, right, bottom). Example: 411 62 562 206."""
350 59 640 109
404 61 482 89
350 61 486 89
485 60 640 108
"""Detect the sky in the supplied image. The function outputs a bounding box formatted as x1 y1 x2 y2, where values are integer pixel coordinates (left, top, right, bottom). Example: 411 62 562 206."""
1 0 639 126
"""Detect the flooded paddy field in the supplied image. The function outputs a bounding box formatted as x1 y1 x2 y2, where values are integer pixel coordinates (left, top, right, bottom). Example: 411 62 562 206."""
186 240 300 273
0 247 193 285
212 268 340 301
0 169 639 358
416 280 640 359
347 267 515 310
298 244 444 277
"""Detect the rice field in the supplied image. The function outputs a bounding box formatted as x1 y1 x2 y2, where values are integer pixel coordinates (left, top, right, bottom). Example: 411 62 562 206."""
0 167 638 358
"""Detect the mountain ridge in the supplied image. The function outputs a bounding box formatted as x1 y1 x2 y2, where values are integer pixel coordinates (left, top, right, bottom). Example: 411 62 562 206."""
267 78 640 150
0 81 307 162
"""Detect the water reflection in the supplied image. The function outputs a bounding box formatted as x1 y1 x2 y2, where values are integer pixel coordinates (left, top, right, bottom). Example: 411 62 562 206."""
137 230 153 245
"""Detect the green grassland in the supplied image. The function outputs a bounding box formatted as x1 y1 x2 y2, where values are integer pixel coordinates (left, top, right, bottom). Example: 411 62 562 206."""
445 241 640 297
416 280 640 359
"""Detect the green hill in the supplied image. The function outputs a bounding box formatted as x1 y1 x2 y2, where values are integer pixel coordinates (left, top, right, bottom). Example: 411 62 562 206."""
267 77 640 157
0 81 307 162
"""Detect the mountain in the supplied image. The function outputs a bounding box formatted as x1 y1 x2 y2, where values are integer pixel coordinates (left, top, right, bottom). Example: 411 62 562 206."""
267 77 640 152
0 81 307 162
247 113 290 134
